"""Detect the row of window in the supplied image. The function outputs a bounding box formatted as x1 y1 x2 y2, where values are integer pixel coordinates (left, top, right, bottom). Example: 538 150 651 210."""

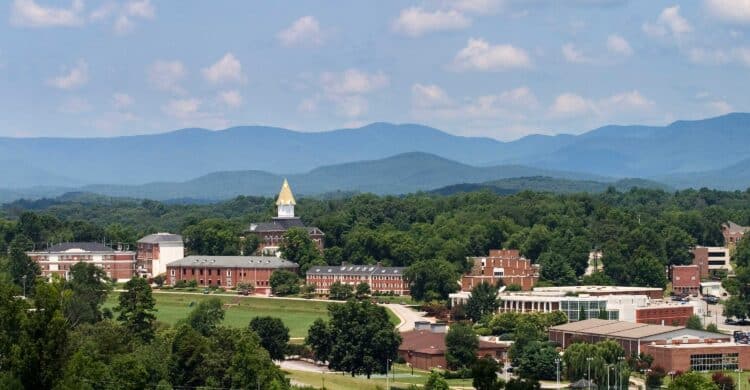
690 353 739 371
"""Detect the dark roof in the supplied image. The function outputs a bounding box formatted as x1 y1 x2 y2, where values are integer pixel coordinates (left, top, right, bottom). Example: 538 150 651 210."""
245 218 323 235
138 233 183 244
399 329 506 355
42 242 116 253
167 255 298 269
307 265 406 276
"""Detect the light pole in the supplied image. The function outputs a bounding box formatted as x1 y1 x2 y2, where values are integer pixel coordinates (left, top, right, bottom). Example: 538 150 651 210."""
587 357 593 390
617 356 625 390
555 358 561 388
386 358 391 390
607 365 611 390
21 275 26 298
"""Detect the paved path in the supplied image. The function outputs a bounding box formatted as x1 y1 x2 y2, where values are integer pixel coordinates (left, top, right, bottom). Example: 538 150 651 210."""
279 360 330 373
383 303 436 332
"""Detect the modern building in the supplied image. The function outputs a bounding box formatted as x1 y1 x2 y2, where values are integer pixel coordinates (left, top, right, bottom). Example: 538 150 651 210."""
723 221 750 248
244 179 325 254
461 249 538 291
166 255 298 294
671 265 701 296
27 242 136 281
549 319 748 373
692 246 731 277
532 285 664 300
306 264 409 295
398 322 510 370
136 232 184 277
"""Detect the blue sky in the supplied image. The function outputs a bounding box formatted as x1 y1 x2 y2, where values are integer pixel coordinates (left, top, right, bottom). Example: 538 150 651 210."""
0 0 748 140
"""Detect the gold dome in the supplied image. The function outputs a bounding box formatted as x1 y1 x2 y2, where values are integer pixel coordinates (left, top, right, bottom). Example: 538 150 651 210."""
276 179 296 206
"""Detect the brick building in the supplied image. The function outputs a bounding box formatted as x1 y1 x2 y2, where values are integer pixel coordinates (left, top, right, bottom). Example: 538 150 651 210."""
244 179 324 254
398 322 510 370
306 264 409 295
635 305 695 326
723 221 750 248
166 255 297 294
643 341 750 373
691 246 731 278
136 232 184 277
461 249 538 291
27 242 136 282
671 265 700 296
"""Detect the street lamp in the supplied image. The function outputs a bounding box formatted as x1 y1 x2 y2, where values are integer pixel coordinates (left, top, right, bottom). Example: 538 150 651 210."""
555 358 561 388
617 356 625 390
587 357 594 390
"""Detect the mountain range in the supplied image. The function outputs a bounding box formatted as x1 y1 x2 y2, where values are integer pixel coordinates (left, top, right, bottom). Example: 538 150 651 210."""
2 112 750 201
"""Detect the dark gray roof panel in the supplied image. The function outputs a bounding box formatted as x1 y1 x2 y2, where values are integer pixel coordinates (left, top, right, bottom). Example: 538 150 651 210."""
167 255 298 269
138 233 183 244
307 265 406 276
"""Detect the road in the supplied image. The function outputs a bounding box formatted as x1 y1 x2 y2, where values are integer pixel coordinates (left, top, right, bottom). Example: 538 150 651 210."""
383 303 436 332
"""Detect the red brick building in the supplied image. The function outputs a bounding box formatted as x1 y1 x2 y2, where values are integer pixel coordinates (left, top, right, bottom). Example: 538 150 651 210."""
461 249 538 291
691 246 731 278
635 305 694 326
643 341 750 373
671 265 700 296
166 255 297 294
306 264 409 295
27 242 136 281
723 221 750 248
399 322 509 370
136 233 184 277
244 180 324 254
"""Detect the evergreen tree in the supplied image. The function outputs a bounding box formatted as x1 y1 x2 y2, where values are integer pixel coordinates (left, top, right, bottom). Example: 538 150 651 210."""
116 277 157 342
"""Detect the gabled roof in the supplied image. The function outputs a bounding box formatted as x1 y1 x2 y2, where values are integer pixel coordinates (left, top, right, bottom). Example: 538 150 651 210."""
276 179 296 206
723 221 750 234
137 233 183 244
167 255 297 269
307 265 406 276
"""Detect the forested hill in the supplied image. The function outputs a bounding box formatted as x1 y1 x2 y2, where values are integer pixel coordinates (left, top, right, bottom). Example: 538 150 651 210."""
430 177 671 196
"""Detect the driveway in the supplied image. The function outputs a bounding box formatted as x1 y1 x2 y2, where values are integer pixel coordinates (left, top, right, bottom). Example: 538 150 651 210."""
383 303 436 332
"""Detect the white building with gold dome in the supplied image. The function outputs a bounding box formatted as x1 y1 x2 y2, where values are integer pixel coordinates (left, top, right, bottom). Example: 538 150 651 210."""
244 179 325 254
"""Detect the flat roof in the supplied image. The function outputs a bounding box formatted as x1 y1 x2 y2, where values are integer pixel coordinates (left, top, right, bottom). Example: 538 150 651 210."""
550 319 682 339
645 342 746 350
167 255 297 269
534 285 662 293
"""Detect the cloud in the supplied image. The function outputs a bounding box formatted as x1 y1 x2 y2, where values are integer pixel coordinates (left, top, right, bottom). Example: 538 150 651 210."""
11 0 84 28
89 0 155 35
202 53 246 85
162 98 228 129
549 90 654 118
411 83 453 108
688 46 750 66
125 0 155 19
58 96 91 113
549 93 593 117
48 60 88 89
392 7 471 37
297 97 318 113
451 0 503 14
600 90 654 110
452 38 531 71
320 69 389 96
706 0 750 24
411 84 538 120
148 60 187 93
218 90 243 108
562 43 592 63
607 34 633 56
333 95 368 118
707 100 733 114
643 6 692 39
162 98 200 119
112 93 134 109
277 16 325 47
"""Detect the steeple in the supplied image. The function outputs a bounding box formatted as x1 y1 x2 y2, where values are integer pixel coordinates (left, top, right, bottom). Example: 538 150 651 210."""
276 179 296 218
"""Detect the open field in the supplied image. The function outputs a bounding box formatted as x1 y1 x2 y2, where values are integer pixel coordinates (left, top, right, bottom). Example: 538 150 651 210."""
285 364 474 390
105 291 401 338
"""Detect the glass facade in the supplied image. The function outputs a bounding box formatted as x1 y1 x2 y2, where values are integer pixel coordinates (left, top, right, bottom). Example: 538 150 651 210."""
560 299 619 321
690 353 739 371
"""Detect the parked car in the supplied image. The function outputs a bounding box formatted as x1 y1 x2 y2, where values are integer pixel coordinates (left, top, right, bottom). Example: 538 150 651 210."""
238 289 250 296
702 295 719 304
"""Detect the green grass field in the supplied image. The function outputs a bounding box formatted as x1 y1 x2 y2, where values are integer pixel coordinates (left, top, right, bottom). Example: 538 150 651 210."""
105 291 400 338
286 364 474 389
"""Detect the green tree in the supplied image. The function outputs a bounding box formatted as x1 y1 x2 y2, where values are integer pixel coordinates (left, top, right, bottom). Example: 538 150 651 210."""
243 234 260 255
723 296 747 320
279 227 323 273
505 378 542 390
249 316 290 361
170 324 210 387
183 219 240 255
355 282 371 299
227 329 289 389
686 314 703 330
405 259 459 301
668 371 719 390
186 297 225 336
269 270 300 296
7 235 40 296
472 355 503 390
466 282 499 323
328 281 354 300
445 322 479 370
63 262 112 327
539 252 577 286
424 371 450 390
516 341 558 380
116 277 157 342
307 300 400 378
663 226 696 266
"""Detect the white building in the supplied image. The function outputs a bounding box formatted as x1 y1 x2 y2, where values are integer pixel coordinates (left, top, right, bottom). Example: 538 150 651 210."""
137 233 184 277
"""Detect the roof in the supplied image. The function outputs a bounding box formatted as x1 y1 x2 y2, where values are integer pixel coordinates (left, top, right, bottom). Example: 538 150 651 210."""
644 341 744 349
167 255 298 269
399 329 505 355
550 319 683 340
307 265 406 276
723 221 750 234
276 179 296 206
40 242 116 253
137 233 183 244
245 218 324 235
533 285 662 294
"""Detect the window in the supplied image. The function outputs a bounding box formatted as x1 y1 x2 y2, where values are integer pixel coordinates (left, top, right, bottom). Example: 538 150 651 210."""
690 353 738 371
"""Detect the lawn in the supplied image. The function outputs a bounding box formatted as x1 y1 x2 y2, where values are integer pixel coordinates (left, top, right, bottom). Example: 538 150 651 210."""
105 291 400 338
105 292 332 337
286 367 474 390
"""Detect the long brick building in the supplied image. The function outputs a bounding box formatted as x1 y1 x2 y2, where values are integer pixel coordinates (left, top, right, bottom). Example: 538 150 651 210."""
723 221 750 248
27 242 136 281
461 249 538 291
306 264 409 295
244 179 324 254
166 255 297 294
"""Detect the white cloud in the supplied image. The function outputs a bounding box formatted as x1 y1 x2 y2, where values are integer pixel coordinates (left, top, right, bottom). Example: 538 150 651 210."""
452 0 503 14
48 60 88 89
688 46 750 66
112 93 134 109
707 100 733 114
452 38 531 71
11 0 84 28
600 90 654 110
148 60 187 93
298 97 318 113
320 69 389 96
218 90 243 108
549 93 593 117
58 96 91 113
114 14 134 34
706 0 750 24
643 6 692 39
89 0 155 35
277 16 325 47
549 90 654 118
607 34 633 56
411 83 453 108
162 98 200 119
202 53 246 85
333 95 368 118
125 0 155 19
411 84 538 120
562 43 591 63
392 7 471 37
162 98 228 129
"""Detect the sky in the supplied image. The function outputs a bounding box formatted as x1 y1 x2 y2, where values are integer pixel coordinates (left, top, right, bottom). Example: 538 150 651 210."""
0 0 749 141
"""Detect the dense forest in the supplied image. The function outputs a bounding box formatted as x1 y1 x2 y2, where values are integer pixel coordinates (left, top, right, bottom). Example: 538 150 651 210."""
2 187 750 289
